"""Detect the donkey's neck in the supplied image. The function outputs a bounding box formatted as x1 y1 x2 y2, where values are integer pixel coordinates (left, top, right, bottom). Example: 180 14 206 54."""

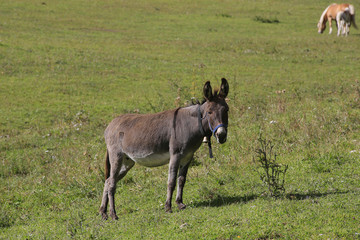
175 103 209 137
198 102 212 136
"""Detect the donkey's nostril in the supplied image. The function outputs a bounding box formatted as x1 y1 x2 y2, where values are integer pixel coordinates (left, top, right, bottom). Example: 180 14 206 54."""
216 134 227 144
215 127 227 144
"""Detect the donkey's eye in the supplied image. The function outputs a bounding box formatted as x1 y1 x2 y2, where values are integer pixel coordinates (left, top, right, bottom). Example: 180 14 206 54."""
208 111 213 115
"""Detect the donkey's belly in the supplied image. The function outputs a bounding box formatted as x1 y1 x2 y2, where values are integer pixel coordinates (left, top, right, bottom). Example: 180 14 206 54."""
129 152 170 167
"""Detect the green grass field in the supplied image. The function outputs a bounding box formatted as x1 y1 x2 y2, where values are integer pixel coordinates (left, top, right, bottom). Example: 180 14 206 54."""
1 0 360 239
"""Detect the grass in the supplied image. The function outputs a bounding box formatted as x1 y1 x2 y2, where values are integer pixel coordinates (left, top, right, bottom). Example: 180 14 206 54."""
1 0 360 238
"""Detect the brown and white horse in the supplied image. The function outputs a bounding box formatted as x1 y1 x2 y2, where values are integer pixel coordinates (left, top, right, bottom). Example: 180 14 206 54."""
317 3 357 34
99 79 230 220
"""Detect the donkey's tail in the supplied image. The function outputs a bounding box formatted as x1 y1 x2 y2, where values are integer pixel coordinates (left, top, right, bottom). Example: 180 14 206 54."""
105 149 110 180
349 5 358 29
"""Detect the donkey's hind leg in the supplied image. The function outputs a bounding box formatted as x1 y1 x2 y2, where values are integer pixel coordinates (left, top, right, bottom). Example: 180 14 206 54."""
99 150 111 220
100 151 134 220
100 185 109 220
109 153 134 220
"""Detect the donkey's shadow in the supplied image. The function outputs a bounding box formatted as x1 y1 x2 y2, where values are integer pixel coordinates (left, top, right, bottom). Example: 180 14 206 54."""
192 194 258 208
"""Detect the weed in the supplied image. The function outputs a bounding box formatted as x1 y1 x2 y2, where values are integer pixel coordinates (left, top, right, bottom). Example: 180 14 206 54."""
253 136 288 197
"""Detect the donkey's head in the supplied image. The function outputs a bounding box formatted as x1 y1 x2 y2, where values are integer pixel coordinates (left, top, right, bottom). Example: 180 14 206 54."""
203 78 229 144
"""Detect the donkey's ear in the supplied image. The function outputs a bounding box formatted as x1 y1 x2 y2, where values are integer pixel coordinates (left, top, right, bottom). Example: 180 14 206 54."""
203 81 213 100
219 78 229 98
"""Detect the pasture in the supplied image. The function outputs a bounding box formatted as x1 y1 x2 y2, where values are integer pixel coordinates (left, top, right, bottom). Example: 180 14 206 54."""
1 0 360 239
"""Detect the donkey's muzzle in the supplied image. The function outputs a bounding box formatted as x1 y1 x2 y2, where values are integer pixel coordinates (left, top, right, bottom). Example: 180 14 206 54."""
215 127 227 144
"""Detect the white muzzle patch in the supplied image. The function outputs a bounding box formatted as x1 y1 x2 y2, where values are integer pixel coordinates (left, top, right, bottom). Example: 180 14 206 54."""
215 126 227 143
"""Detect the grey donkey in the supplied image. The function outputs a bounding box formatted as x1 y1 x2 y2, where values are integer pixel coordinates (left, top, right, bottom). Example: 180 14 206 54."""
99 78 230 220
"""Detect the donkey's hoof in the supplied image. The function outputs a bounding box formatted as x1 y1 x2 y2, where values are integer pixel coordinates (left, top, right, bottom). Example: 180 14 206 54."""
177 202 187 210
165 205 172 213
109 211 119 220
100 212 108 220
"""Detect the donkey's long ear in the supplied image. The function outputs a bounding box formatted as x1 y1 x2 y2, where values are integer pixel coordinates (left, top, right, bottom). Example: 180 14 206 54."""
203 81 213 100
219 78 229 98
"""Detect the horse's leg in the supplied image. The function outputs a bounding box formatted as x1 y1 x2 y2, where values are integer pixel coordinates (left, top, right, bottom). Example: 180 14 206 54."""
165 154 181 213
106 151 135 220
175 157 192 210
329 17 333 34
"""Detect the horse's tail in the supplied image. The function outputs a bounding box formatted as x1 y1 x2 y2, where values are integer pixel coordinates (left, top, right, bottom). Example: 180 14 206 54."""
349 5 358 29
105 149 110 180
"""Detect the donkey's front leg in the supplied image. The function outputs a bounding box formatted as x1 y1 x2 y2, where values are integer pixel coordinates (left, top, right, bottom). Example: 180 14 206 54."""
165 154 181 213
175 157 192 210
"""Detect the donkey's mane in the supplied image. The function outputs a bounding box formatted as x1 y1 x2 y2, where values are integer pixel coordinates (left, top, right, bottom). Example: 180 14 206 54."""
183 88 222 107
183 99 203 108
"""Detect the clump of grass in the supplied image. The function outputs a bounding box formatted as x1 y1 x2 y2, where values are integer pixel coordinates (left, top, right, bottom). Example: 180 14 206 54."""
199 185 221 201
66 212 86 238
0 208 14 228
350 80 360 108
254 16 280 24
216 13 232 18
253 136 288 197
